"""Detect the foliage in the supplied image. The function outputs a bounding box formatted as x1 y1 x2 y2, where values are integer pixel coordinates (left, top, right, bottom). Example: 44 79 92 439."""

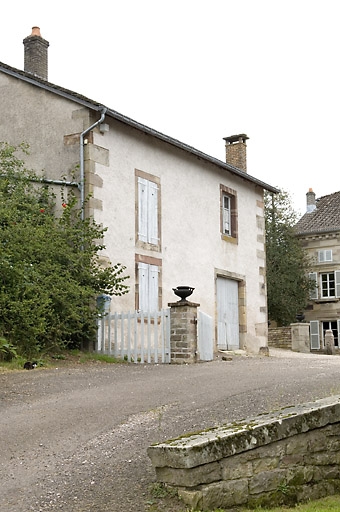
0 336 18 361
265 189 312 326
0 142 129 356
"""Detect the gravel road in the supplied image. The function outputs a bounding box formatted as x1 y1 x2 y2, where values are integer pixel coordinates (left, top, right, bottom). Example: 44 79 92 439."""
2 349 340 512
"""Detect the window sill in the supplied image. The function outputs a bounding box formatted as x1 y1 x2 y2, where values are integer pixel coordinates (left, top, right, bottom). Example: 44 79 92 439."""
221 234 238 244
313 298 339 304
136 240 161 252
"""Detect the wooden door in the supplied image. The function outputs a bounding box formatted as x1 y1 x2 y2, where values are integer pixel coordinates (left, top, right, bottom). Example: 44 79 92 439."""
217 277 239 350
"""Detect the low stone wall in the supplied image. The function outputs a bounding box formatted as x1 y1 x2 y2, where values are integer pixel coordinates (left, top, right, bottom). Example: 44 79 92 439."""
268 326 291 349
147 396 340 510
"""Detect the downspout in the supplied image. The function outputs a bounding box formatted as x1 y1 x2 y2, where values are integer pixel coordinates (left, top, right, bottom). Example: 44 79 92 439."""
0 175 78 188
79 106 107 220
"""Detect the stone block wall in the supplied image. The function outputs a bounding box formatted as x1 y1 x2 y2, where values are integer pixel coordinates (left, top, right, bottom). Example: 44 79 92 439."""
268 326 291 349
148 396 340 510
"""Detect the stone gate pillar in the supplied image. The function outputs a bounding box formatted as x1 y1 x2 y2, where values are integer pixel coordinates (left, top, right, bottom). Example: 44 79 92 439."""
291 323 310 353
325 329 335 355
168 300 200 364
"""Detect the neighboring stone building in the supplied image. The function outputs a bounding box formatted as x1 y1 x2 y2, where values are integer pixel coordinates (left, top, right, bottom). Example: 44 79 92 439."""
0 27 278 354
295 189 340 350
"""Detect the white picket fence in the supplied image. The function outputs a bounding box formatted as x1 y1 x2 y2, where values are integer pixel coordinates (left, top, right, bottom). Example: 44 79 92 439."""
96 309 171 364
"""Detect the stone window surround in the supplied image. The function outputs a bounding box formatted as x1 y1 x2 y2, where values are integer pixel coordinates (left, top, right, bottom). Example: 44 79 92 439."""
135 253 162 313
220 184 238 243
135 168 161 253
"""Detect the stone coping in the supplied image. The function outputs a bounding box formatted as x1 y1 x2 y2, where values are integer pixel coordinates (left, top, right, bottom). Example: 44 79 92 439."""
148 396 340 469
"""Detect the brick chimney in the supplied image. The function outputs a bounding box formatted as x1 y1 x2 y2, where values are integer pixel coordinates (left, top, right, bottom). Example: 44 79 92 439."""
306 188 316 213
223 134 249 172
23 27 49 80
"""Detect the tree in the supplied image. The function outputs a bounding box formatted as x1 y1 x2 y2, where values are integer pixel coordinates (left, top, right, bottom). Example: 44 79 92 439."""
265 189 312 326
0 142 129 356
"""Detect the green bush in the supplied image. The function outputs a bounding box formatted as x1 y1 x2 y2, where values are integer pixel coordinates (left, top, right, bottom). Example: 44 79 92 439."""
0 142 129 356
0 337 18 361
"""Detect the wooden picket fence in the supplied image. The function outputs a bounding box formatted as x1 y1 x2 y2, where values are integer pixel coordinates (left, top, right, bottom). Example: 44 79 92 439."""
96 309 170 364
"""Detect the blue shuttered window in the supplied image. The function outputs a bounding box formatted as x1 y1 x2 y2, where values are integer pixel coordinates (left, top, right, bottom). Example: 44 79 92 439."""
138 177 158 245
138 262 159 313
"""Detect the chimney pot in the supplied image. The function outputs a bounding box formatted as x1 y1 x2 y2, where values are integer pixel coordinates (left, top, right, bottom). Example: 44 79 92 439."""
31 26 41 37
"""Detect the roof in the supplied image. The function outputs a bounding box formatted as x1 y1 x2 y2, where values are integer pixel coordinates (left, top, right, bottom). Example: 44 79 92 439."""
295 191 340 235
0 61 278 194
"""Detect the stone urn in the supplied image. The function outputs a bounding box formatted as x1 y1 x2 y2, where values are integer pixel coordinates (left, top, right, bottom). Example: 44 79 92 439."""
172 286 194 302
296 313 305 322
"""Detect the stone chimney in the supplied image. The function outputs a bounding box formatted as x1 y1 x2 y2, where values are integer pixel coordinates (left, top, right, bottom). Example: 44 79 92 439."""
306 188 316 213
23 27 49 80
223 134 249 172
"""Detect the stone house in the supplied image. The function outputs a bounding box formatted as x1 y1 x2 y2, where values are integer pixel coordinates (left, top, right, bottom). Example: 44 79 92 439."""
0 27 278 354
295 189 340 350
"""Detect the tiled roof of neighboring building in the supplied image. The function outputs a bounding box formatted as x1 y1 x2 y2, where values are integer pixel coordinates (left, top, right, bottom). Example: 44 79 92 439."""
295 191 340 235
0 60 279 194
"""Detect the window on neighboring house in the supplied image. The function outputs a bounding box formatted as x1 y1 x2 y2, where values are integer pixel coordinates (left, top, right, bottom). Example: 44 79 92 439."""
318 250 332 262
220 185 237 240
321 272 336 298
310 271 340 299
136 171 160 248
322 321 339 347
310 320 340 350
137 262 159 313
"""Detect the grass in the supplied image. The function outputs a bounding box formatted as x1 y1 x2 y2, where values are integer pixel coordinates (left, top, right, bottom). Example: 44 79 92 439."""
145 485 340 512
237 494 340 511
71 350 125 364
0 349 126 372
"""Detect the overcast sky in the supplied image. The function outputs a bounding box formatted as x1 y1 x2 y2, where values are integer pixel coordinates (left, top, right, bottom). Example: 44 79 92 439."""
1 0 339 216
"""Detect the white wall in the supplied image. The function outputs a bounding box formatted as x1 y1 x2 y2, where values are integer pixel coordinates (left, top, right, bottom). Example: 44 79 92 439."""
92 120 267 352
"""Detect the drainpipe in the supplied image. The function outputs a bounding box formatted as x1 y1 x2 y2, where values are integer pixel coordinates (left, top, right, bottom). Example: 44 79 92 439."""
0 175 78 188
79 106 107 220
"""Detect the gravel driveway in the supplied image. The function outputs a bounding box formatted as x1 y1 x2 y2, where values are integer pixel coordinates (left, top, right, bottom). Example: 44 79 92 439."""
2 349 340 512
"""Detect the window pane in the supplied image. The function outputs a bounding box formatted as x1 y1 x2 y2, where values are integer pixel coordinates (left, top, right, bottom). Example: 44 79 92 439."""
223 194 231 235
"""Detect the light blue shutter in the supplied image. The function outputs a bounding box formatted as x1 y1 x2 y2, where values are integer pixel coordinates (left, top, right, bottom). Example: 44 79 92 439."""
149 264 159 313
138 177 148 242
138 262 148 311
335 271 340 298
309 272 318 299
310 320 320 349
148 181 158 245
326 250 333 262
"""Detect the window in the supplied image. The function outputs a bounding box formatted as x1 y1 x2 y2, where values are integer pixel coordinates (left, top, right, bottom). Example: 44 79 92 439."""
138 262 159 313
322 321 339 347
309 271 340 299
137 173 160 247
310 320 340 350
222 194 231 236
321 272 335 298
318 250 332 262
220 185 237 240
